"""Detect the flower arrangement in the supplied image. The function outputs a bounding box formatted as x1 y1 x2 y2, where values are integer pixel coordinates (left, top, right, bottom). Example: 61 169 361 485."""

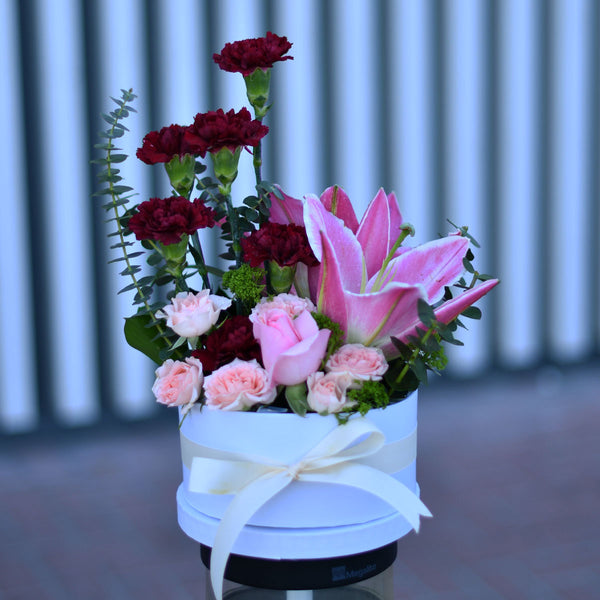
95 32 499 422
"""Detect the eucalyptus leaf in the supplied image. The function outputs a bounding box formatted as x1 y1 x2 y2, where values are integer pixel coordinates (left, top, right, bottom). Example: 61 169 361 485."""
461 306 482 320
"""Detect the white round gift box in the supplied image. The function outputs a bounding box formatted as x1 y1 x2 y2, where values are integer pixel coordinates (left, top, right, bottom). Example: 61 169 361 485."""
177 390 420 560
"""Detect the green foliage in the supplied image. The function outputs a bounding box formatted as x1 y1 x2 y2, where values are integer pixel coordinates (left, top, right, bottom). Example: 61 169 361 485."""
124 314 164 365
221 264 266 310
93 89 171 358
312 312 344 362
336 381 391 424
285 383 309 417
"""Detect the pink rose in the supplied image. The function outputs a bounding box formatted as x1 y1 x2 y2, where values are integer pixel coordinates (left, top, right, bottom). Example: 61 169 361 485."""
152 357 203 407
203 358 276 411
249 303 330 386
326 343 388 386
306 371 355 414
156 290 232 337
251 293 316 320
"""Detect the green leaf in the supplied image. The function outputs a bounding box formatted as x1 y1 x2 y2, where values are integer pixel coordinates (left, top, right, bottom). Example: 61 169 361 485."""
417 299 436 328
461 306 482 320
124 313 164 364
285 384 309 417
147 252 164 267
462 258 475 273
411 357 428 383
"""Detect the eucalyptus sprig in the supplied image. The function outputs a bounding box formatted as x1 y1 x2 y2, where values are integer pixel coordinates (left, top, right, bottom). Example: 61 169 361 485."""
92 89 175 364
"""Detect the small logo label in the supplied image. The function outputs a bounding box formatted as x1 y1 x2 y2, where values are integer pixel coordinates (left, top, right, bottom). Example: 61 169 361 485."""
331 563 377 583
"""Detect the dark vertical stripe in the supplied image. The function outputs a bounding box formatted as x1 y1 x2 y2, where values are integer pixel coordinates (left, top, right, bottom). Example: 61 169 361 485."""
203 1 219 111
430 1 447 235
318 0 335 190
538 1 553 364
82 0 115 422
589 0 600 355
262 0 277 183
16 0 54 426
484 0 501 367
377 0 393 190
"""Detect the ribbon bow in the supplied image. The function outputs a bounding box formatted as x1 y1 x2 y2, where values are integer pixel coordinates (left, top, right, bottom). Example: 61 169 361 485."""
187 417 431 600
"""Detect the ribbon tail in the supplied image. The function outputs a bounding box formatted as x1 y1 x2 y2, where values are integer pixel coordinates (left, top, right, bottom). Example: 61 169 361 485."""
210 471 292 600
302 463 432 533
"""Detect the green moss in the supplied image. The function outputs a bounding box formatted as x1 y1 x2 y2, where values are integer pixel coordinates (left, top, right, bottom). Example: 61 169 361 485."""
222 264 265 309
311 312 343 358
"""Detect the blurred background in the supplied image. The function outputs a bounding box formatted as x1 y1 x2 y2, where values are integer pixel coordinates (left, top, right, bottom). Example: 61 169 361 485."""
1 0 598 432
0 0 598 598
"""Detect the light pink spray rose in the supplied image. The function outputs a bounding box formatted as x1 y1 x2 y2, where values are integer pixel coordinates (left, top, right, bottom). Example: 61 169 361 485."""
203 358 277 411
252 293 315 319
156 290 232 337
152 357 203 407
249 298 330 386
326 343 388 387
306 371 355 414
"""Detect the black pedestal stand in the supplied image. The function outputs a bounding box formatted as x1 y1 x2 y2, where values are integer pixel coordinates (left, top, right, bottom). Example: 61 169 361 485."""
200 541 397 591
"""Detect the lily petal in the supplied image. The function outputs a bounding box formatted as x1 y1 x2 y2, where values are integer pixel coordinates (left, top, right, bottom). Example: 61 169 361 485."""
320 186 359 233
357 189 404 278
268 186 304 225
304 197 364 293
370 236 469 303
378 278 500 355
343 283 426 348
311 230 349 334
433 278 500 325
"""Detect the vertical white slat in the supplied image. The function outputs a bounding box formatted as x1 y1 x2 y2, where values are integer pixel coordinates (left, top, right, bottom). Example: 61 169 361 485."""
214 0 264 205
549 0 593 361
97 0 155 418
154 0 218 281
497 0 541 367
155 0 207 125
34 0 100 425
0 0 39 431
389 0 436 244
273 0 323 198
330 0 379 215
443 0 490 375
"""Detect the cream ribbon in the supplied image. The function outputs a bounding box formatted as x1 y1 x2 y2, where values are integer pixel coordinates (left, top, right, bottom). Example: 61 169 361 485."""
183 418 431 600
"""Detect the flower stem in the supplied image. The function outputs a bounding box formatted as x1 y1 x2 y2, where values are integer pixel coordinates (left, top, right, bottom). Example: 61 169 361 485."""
371 223 415 292
395 326 434 386
190 232 211 291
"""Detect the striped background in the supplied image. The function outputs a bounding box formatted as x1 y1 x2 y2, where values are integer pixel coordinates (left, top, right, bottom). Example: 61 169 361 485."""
1 0 598 433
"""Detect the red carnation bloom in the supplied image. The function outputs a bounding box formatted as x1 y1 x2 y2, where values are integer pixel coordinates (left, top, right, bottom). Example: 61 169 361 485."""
128 197 216 246
192 315 262 373
213 32 293 76
136 124 198 164
184 108 268 157
241 222 319 268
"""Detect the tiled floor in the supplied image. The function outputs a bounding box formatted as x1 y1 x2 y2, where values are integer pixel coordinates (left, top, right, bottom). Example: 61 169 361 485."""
1 362 598 599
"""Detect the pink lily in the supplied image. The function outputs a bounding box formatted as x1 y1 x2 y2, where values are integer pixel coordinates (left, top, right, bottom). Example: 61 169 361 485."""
287 189 499 357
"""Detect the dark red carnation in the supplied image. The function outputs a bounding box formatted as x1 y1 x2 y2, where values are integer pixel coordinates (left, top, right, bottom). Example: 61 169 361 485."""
184 108 268 156
213 32 293 76
128 197 216 246
136 124 198 164
241 222 319 268
192 315 262 373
